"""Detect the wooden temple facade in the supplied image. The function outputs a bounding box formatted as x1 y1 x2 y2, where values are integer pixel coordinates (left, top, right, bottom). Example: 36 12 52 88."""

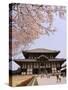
15 48 66 75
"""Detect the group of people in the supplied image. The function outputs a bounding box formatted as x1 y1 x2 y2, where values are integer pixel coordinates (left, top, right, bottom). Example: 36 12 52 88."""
40 70 62 83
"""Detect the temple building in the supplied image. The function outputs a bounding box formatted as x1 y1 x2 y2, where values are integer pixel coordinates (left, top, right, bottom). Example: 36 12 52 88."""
14 48 66 75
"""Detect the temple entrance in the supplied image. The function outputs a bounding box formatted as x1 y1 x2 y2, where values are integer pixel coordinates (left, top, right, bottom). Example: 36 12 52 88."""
32 68 48 74
38 56 47 74
32 68 39 74
46 68 52 73
40 68 45 74
39 68 52 74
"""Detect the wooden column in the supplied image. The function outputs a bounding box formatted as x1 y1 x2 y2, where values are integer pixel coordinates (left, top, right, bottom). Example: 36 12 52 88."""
27 63 32 74
44 62 46 74
39 62 41 74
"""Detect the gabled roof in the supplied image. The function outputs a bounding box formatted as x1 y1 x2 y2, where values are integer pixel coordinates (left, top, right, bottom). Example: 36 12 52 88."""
23 48 60 53
37 55 48 59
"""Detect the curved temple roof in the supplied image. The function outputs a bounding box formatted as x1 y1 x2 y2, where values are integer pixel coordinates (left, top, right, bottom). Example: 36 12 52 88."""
23 48 60 53
15 58 66 62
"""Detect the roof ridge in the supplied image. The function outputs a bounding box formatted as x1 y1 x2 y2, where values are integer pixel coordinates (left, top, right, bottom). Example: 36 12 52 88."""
23 48 59 52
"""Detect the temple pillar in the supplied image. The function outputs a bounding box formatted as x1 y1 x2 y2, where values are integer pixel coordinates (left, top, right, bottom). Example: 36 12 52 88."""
27 63 32 74
39 62 41 74
52 63 57 75
27 68 32 74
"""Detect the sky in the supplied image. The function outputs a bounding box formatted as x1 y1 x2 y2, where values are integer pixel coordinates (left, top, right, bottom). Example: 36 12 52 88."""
13 14 66 59
30 15 66 58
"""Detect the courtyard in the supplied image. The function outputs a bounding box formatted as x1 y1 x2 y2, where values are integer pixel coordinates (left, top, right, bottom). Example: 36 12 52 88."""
9 75 66 86
36 75 66 85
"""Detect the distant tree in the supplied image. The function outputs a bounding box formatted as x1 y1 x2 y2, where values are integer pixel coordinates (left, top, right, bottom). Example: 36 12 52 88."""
9 4 66 58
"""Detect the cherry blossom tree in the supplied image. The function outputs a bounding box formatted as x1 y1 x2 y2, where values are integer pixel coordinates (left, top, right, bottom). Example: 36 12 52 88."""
9 3 66 58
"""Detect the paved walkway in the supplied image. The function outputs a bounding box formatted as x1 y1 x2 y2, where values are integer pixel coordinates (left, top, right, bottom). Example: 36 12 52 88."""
37 75 66 85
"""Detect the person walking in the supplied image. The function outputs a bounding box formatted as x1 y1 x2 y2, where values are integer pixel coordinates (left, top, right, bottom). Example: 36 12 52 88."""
56 72 59 82
56 71 61 82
